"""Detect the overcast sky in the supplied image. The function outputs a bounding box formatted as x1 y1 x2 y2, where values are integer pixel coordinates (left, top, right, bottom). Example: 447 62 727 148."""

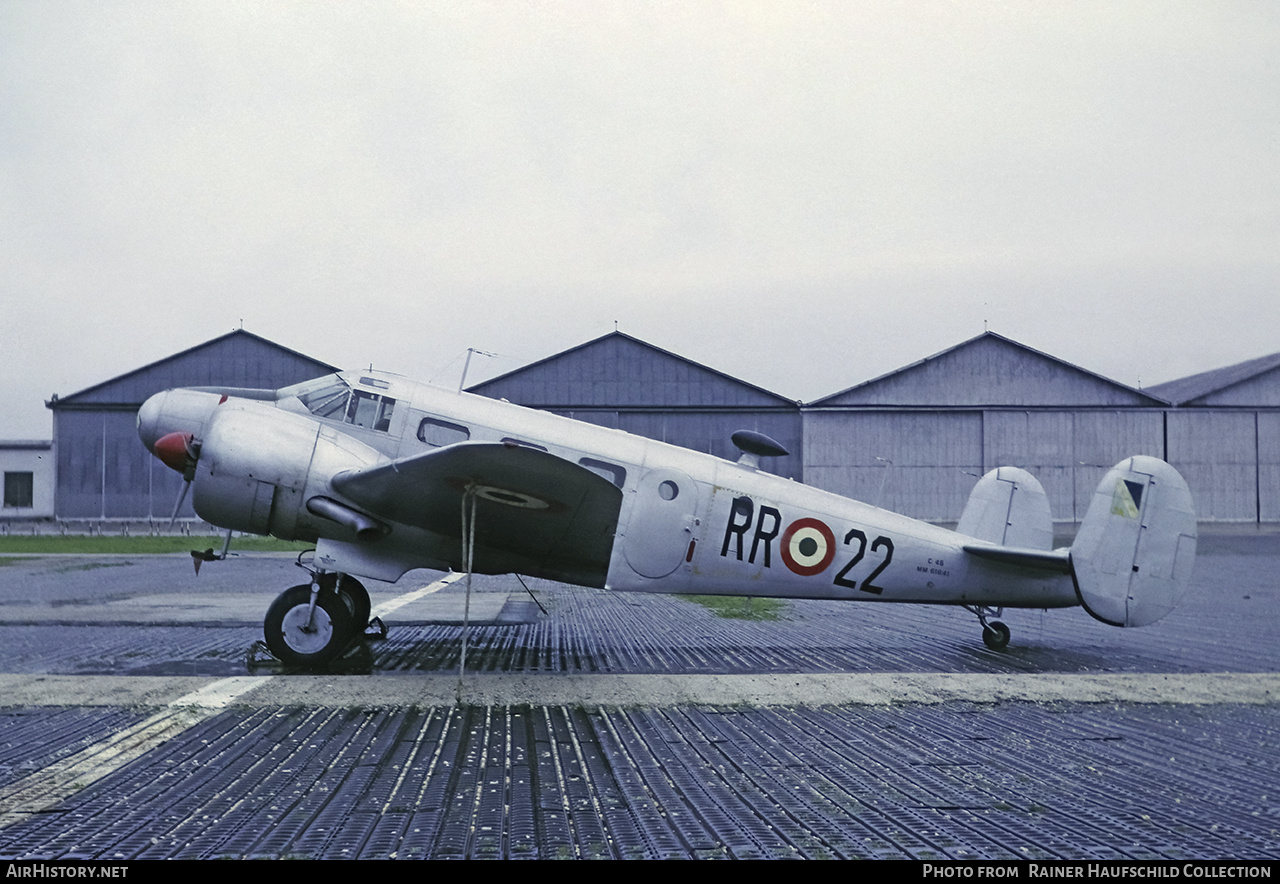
3 1 1278 438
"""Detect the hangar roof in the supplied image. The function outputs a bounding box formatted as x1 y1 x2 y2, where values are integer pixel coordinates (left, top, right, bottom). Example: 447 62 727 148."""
1147 350 1280 407
47 330 338 410
468 331 796 410
810 331 1167 408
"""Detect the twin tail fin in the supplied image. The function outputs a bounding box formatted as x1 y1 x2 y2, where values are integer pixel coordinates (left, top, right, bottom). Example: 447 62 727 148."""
1069 455 1197 627
958 457 1197 627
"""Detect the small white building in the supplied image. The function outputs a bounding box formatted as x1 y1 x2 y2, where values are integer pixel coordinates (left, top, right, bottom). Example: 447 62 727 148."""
0 440 55 519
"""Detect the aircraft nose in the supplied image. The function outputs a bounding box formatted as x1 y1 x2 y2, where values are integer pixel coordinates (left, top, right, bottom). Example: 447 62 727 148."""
136 389 223 456
137 391 168 452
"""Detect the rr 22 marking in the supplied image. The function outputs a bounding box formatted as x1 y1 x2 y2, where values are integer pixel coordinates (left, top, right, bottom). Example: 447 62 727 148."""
832 528 895 595
721 496 896 591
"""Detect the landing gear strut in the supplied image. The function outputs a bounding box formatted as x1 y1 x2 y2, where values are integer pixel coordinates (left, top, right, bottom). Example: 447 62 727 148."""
965 605 1011 651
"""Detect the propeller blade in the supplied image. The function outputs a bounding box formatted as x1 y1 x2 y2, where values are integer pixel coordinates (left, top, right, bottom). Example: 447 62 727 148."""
156 431 201 531
167 478 191 531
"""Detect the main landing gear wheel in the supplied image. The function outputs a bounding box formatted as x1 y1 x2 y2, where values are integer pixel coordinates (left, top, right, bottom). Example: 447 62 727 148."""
982 620 1011 651
264 583 355 668
344 579 371 629
318 573 370 631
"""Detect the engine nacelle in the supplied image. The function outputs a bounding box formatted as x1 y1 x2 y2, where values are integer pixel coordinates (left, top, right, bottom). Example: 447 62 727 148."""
191 401 383 540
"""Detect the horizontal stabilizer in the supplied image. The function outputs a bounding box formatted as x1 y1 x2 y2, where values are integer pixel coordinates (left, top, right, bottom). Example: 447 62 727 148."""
962 542 1072 574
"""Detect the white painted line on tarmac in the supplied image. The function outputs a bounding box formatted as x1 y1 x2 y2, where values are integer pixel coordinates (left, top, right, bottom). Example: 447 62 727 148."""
0 676 272 830
370 571 465 619
169 675 273 709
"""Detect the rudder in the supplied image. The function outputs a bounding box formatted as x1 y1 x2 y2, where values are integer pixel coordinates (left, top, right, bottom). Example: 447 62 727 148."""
1070 456 1197 627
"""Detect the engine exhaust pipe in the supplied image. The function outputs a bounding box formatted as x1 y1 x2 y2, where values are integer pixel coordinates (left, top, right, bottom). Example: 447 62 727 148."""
306 496 388 541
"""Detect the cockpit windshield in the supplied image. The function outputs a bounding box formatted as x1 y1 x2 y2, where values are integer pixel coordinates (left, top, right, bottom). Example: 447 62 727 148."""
289 376 397 432
296 378 351 420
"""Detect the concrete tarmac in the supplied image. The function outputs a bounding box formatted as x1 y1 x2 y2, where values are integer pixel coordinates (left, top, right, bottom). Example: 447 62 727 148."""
0 531 1276 859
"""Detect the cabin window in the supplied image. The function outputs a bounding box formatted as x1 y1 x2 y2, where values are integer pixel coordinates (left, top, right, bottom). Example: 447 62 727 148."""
418 417 471 447
3 472 33 508
579 457 626 488
347 391 397 432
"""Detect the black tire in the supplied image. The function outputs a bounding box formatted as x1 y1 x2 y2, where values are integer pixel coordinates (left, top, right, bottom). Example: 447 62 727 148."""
338 576 371 629
264 584 355 667
982 621 1011 651
312 574 370 629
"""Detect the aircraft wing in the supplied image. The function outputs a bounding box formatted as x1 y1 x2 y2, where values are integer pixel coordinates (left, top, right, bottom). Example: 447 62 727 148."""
330 442 624 586
961 542 1073 574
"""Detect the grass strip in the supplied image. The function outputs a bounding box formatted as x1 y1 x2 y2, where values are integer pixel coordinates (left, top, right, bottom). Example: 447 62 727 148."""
679 594 788 621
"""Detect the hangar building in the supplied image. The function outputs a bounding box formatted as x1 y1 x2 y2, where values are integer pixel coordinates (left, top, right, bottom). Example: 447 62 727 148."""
804 333 1169 523
46 330 336 521
467 331 804 480
24 326 1280 526
1148 352 1280 522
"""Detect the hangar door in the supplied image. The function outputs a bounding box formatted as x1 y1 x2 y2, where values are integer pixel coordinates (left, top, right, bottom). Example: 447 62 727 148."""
804 411 983 521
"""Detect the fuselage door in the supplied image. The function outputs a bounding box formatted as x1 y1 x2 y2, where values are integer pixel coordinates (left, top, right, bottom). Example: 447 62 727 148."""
624 467 697 579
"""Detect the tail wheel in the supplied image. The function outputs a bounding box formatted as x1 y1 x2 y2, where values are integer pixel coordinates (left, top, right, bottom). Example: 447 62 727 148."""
264 583 354 667
982 620 1011 651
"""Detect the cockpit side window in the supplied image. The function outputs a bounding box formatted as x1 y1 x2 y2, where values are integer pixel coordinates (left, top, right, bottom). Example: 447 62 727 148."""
348 390 397 432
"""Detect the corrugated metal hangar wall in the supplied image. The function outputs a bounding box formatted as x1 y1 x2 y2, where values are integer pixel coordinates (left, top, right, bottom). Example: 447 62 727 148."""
803 334 1168 523
35 327 1280 524
1148 352 1280 522
467 332 804 481
804 333 1280 523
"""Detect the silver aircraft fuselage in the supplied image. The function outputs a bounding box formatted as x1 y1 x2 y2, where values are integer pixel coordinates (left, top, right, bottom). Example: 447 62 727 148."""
137 369 1078 610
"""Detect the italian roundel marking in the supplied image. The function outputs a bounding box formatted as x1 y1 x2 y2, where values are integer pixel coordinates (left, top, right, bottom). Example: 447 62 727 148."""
780 518 836 576
473 484 550 510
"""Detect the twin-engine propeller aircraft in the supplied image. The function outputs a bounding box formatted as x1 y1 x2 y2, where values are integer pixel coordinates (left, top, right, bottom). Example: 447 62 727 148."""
137 369 1197 667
